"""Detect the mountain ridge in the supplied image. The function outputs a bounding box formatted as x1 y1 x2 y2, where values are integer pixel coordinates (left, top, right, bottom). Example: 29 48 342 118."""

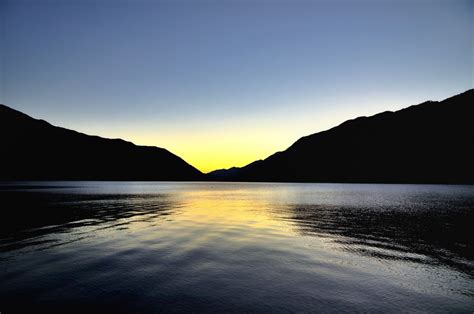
0 104 203 181
209 89 474 184
2 89 473 183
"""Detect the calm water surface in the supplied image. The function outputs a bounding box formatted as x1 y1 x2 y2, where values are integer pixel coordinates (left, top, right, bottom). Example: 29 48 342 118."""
0 182 473 312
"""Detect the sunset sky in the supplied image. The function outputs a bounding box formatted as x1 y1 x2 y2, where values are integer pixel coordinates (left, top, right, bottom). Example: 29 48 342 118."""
1 0 472 173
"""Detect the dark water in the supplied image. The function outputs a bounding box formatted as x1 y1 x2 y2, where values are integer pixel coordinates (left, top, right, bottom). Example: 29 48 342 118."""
0 182 473 313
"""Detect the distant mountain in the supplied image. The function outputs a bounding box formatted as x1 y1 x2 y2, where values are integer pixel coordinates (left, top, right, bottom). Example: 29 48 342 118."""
207 167 242 180
0 105 203 180
208 89 474 184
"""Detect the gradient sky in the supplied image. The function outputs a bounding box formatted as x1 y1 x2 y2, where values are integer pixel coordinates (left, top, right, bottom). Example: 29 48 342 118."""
1 0 472 172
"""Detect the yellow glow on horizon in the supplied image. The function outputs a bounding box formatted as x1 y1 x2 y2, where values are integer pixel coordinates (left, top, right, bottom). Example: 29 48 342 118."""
122 107 374 173
67 97 411 174
129 128 297 173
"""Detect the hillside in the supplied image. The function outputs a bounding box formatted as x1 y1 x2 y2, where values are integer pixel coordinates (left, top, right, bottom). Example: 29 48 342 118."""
209 90 474 184
0 105 203 181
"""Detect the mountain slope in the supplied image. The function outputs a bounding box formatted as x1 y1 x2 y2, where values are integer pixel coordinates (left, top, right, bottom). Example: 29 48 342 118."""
209 89 474 184
0 105 203 180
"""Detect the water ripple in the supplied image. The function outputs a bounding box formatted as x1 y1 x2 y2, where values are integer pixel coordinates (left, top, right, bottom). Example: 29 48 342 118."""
0 182 473 312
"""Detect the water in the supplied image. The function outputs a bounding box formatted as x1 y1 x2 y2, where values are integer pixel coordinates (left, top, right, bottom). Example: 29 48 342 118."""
0 182 473 312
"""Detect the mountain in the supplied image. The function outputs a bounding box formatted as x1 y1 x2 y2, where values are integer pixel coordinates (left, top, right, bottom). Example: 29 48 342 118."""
208 89 474 184
0 105 203 180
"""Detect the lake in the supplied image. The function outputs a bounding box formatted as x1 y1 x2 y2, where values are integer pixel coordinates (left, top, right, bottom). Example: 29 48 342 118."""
0 182 473 312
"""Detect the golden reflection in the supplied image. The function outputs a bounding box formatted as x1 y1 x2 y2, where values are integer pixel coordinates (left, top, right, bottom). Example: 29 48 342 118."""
123 188 296 237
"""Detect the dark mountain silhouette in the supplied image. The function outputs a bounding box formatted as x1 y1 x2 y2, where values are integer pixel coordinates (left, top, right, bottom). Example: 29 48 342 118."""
206 167 242 180
0 105 203 180
208 89 474 184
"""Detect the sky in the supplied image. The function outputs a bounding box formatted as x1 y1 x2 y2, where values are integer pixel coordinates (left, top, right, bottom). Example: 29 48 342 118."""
1 0 472 173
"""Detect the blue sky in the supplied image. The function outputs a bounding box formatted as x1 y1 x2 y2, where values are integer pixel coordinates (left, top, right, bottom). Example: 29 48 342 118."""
1 0 472 172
